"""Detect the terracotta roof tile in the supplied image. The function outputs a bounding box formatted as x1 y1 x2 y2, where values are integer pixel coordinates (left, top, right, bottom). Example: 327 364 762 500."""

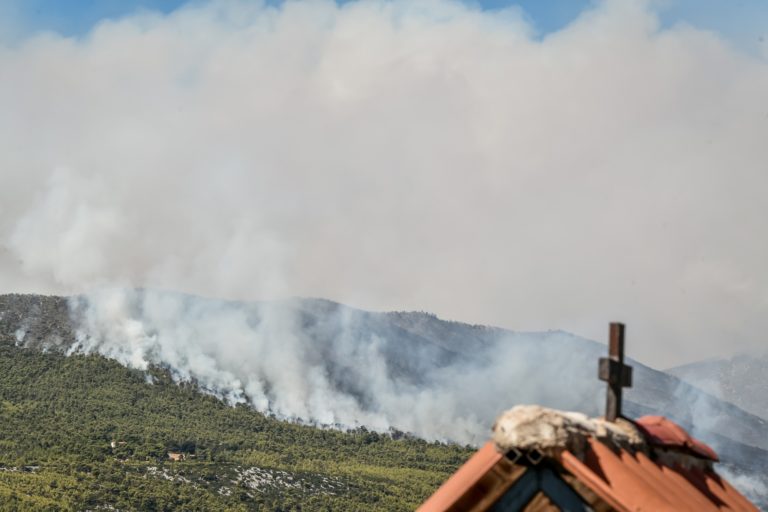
562 438 758 511
585 438 680 511
635 416 719 461
420 413 758 511
417 442 502 512
686 467 760 512
637 453 720 512
560 450 631 512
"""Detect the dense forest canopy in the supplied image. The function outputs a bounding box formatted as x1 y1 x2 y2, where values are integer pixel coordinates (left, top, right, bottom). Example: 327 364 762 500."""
0 340 471 510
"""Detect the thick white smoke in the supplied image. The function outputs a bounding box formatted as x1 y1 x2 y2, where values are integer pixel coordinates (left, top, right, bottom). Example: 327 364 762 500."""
2 1 766 502
66 288 606 444
2 1 768 366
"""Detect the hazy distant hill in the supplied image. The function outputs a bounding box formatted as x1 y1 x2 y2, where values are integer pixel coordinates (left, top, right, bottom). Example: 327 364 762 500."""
0 293 766 508
667 353 768 422
296 298 768 457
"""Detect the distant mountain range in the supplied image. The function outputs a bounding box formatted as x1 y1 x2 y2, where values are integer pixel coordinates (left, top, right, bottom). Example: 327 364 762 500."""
1 292 766 507
667 353 768 422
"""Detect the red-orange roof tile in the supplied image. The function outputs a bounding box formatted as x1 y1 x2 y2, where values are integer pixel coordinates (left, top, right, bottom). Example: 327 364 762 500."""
562 437 757 511
635 415 719 461
417 442 502 512
560 449 631 512
584 438 681 511
420 415 757 511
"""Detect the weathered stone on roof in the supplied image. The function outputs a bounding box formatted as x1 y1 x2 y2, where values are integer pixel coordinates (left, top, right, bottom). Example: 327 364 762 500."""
491 405 645 458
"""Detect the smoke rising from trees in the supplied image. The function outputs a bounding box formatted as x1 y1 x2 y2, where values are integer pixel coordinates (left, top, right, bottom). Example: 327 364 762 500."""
2 0 768 367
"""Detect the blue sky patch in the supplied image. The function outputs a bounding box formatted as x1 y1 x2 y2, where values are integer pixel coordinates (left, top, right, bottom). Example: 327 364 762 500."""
1 0 766 55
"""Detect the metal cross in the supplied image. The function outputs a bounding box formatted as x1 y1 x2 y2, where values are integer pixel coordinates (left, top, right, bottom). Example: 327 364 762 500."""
598 323 633 422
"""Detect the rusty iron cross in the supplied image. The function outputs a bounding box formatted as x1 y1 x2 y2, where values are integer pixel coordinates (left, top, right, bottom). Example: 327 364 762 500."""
598 323 633 422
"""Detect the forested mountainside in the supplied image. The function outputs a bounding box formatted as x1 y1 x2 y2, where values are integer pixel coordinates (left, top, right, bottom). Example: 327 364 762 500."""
0 345 471 510
0 292 766 509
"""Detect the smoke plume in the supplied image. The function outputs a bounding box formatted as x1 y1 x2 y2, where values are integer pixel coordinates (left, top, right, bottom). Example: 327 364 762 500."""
66 288 609 444
1 0 768 368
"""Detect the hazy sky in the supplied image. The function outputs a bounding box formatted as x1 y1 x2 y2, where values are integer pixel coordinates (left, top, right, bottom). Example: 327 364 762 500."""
2 0 767 367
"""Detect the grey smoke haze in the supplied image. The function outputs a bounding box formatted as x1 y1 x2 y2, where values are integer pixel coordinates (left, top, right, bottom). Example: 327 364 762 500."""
66 288 610 444
6 290 768 504
2 0 768 367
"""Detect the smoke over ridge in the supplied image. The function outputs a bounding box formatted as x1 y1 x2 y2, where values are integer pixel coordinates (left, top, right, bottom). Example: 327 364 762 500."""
66 288 610 445
42 287 762 505
1 0 768 368
2 0 767 503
